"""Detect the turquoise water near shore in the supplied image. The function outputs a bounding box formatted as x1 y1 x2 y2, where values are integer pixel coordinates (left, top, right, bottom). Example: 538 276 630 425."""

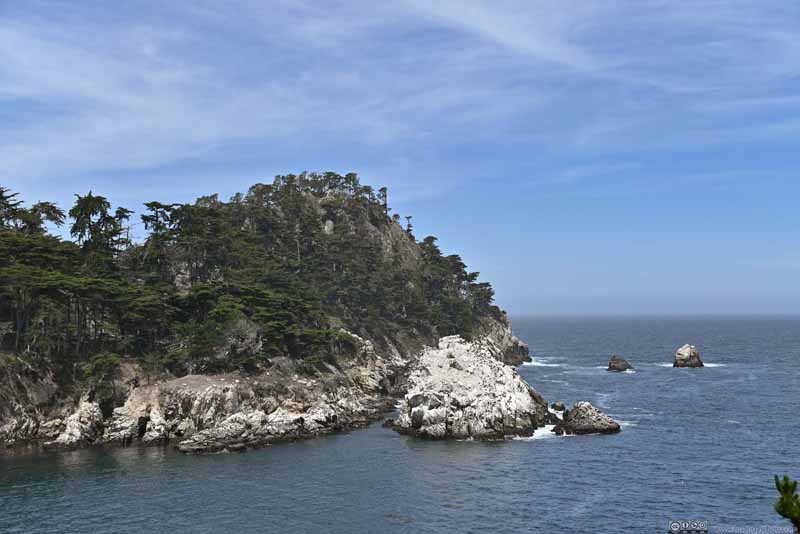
2 316 799 533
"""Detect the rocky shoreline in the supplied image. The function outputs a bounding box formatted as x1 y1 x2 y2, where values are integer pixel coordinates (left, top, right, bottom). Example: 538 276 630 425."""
0 316 627 454
2 317 561 453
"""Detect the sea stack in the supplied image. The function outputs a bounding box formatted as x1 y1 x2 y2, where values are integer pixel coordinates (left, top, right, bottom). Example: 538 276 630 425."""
607 355 633 372
673 344 704 368
553 401 621 435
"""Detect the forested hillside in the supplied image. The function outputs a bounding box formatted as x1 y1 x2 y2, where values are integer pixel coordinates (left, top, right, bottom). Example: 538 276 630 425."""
0 173 503 389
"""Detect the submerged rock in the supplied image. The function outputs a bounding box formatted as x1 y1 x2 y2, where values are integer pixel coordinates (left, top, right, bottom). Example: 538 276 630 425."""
390 335 548 440
553 401 620 436
673 344 704 368
607 355 633 372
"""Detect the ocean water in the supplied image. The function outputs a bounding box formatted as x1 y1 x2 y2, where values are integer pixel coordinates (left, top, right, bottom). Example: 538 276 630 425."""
2 316 799 533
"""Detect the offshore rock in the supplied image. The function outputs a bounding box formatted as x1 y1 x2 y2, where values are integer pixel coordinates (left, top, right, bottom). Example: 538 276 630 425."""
607 355 633 372
673 344 704 368
553 401 620 436
391 335 548 440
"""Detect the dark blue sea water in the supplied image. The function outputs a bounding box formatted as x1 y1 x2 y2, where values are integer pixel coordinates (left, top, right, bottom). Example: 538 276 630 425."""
2 316 799 534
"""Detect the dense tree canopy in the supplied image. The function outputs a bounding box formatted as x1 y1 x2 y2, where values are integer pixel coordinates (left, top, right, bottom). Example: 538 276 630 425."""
0 173 502 384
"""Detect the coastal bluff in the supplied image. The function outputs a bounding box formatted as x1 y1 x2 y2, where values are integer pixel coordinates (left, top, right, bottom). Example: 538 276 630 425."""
2 317 536 452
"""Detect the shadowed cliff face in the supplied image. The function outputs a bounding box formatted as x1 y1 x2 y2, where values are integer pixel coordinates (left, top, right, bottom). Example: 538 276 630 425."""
0 357 70 445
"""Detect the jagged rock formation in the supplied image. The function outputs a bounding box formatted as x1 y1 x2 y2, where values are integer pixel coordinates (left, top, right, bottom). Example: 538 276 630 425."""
607 355 633 372
45 395 104 449
2 330 405 453
0 316 624 452
553 401 620 436
674 344 704 368
389 335 548 440
0 360 71 446
475 317 531 366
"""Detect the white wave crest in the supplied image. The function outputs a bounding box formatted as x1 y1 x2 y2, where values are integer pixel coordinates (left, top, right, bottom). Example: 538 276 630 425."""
523 360 564 367
513 425 574 441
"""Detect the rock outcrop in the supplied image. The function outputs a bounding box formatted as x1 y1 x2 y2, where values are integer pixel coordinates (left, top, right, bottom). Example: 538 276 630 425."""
1 318 559 453
553 401 620 436
475 316 532 366
45 395 104 449
0 360 70 447
607 355 633 372
102 331 404 453
673 344 704 368
390 335 548 440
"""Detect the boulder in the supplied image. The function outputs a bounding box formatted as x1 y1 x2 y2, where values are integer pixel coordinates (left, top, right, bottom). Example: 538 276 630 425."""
551 401 566 412
673 344 704 368
390 335 548 440
553 401 620 435
607 355 633 372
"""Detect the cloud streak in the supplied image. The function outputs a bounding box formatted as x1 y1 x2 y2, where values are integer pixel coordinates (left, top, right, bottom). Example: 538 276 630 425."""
2 0 800 196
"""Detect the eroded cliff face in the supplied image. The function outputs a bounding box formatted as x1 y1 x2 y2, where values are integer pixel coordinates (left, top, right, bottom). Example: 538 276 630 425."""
0 317 537 452
475 316 531 366
0 359 74 446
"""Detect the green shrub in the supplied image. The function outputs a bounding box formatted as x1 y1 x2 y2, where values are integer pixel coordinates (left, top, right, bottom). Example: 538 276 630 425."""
775 475 800 533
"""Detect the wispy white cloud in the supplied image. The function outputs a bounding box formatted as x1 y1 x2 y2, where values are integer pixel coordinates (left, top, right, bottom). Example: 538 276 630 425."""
2 0 800 197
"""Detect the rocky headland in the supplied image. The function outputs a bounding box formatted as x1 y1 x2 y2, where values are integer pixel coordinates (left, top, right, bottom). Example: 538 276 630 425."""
0 174 619 454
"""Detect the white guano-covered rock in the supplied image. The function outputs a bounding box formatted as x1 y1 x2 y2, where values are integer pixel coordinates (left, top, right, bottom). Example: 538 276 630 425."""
391 335 548 440
45 395 104 449
674 344 704 368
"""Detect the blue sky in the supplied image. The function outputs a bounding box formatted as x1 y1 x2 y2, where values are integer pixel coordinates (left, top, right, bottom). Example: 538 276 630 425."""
2 1 800 315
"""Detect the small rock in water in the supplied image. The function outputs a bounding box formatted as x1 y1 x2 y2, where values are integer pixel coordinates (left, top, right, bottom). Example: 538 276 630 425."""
552 401 620 436
673 344 704 368
607 355 633 372
551 401 566 412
